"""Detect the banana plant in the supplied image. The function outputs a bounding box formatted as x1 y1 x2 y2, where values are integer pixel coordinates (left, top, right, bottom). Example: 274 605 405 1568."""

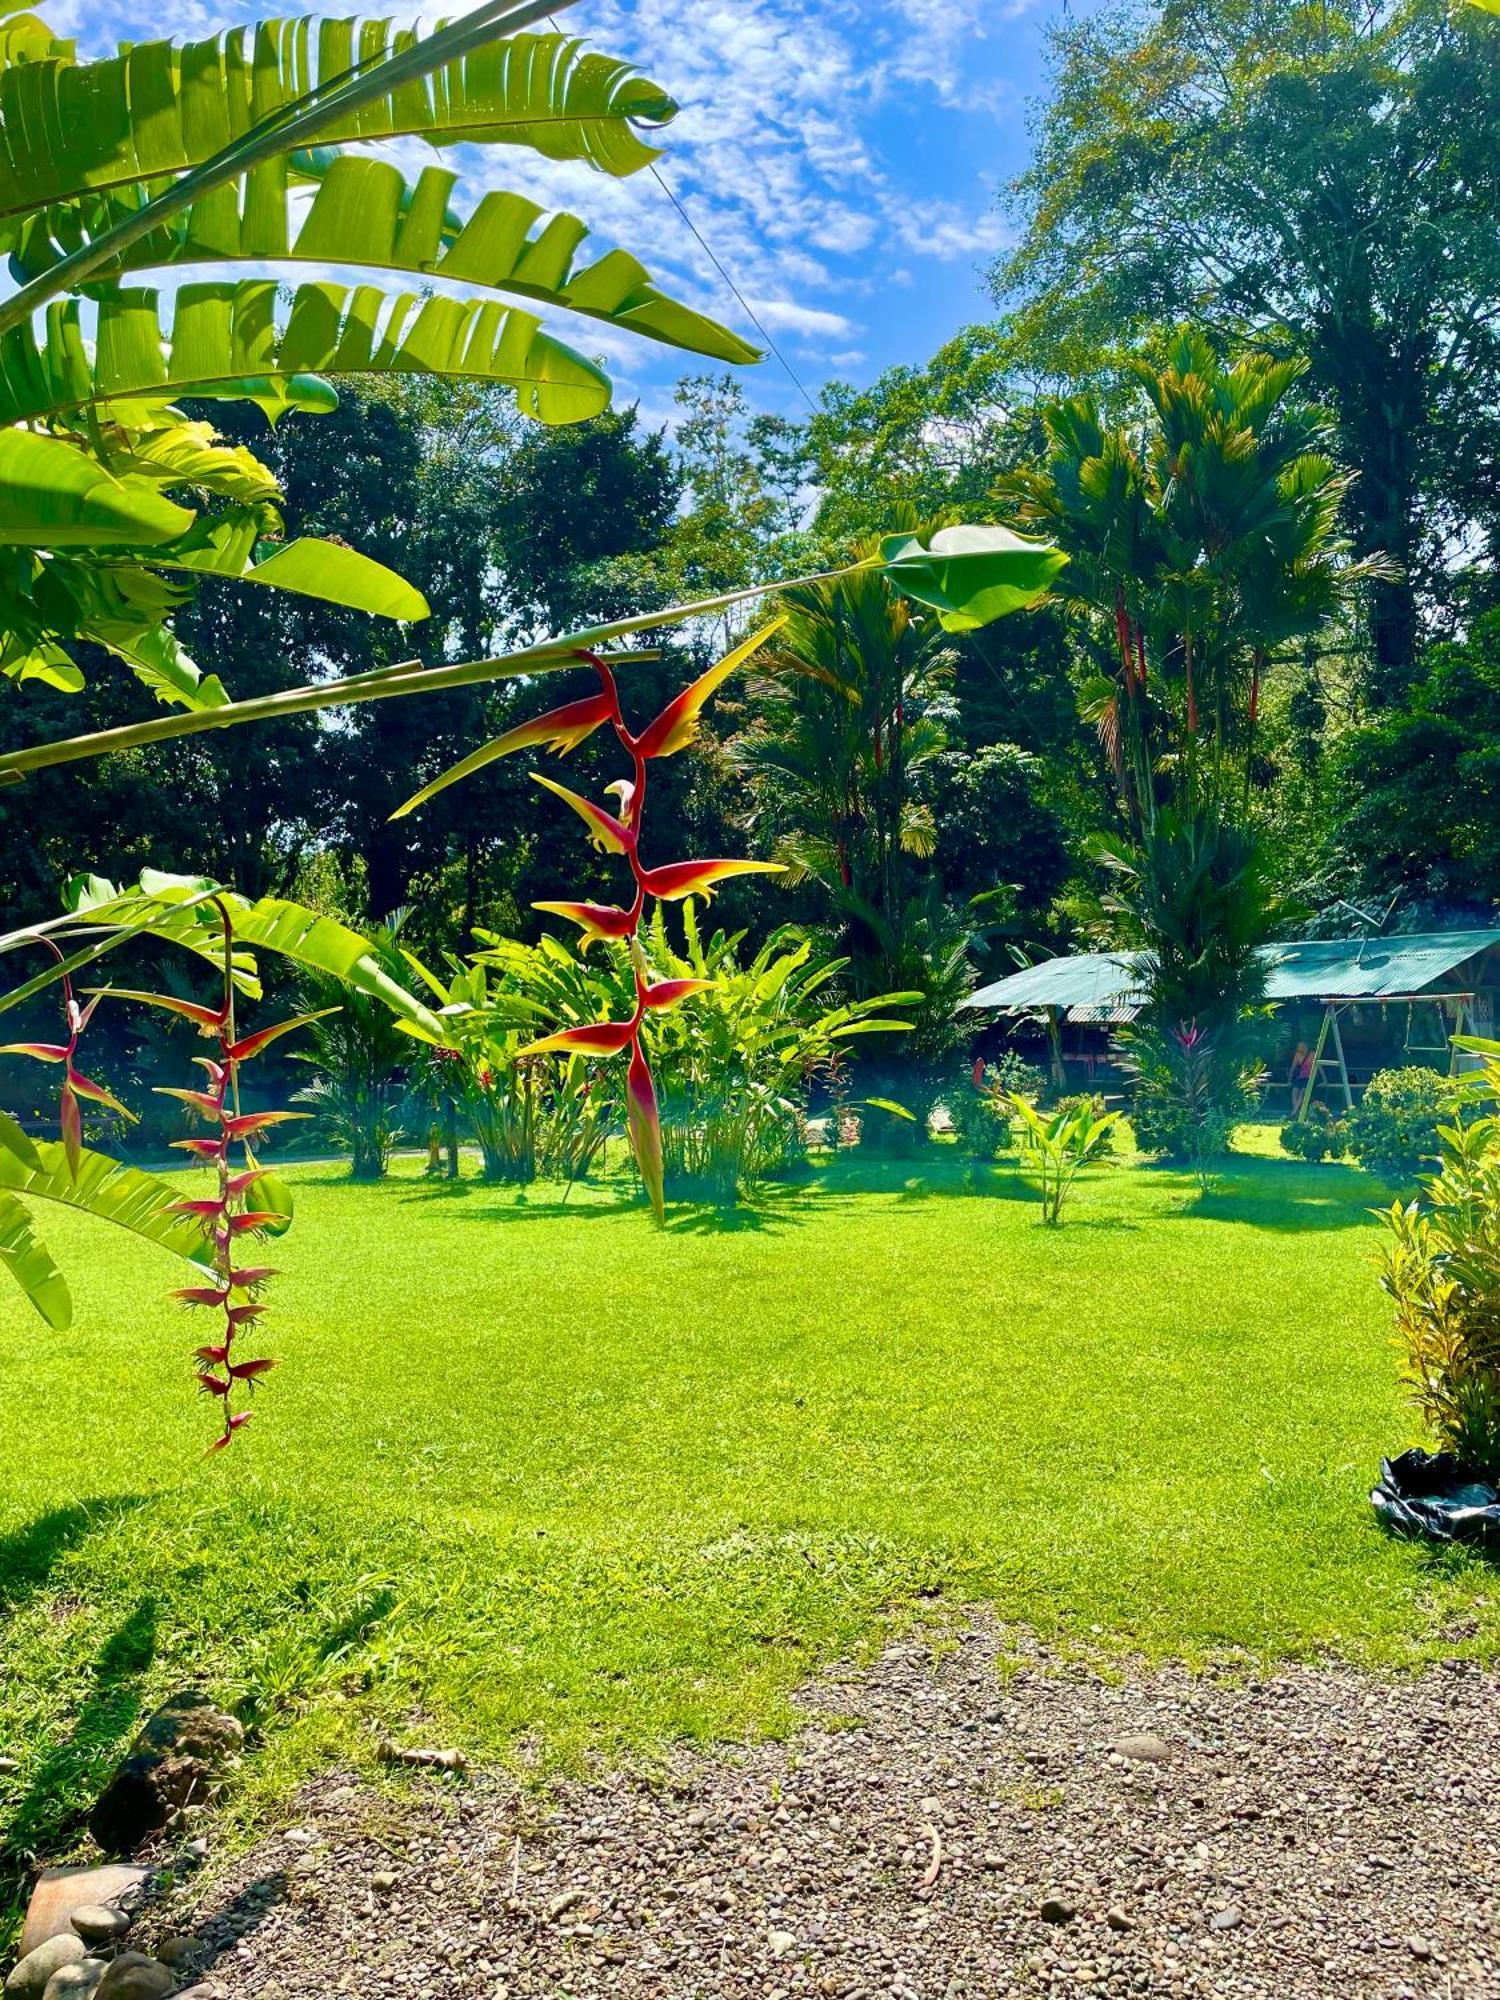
0 869 442 1364
0 0 759 705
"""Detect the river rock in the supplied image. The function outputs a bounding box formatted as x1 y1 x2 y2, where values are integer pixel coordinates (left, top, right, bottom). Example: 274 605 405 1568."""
94 1958 174 2000
41 1963 106 2000
19 1869 149 1959
4 1935 86 2000
67 1911 129 1949
89 1694 243 1855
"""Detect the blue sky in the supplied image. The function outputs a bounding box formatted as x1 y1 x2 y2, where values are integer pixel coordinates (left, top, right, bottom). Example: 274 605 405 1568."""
62 0 1077 429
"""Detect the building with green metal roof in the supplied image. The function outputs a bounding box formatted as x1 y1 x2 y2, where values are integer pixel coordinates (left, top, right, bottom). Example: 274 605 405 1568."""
962 930 1500 1115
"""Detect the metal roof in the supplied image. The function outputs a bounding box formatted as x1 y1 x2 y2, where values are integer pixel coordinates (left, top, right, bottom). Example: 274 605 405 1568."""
1259 930 1500 1000
963 929 1500 1017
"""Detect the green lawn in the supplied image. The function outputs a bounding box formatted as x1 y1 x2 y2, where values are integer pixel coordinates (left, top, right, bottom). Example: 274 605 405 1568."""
1 1140 1494 1915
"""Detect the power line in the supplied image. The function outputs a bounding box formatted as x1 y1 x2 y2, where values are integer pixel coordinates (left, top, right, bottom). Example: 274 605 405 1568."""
645 159 819 416
544 8 818 414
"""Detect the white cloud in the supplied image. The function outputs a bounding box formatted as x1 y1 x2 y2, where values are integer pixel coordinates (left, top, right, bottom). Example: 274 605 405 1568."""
69 0 1013 406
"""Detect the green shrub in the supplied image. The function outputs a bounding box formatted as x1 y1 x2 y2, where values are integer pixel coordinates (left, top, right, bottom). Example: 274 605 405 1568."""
1008 1092 1122 1225
1279 1103 1350 1163
1348 1067 1446 1182
946 1052 1044 1159
1378 1042 1500 1476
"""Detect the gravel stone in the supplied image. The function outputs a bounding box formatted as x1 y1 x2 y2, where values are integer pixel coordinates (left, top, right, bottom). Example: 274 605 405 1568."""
144 1617 1500 1998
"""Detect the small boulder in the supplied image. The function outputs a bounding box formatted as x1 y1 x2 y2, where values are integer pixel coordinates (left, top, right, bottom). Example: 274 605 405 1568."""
89 1695 243 1856
67 1912 129 1949
1039 1896 1076 1925
41 1964 106 2000
94 1958 174 2000
1110 1733 1172 1765
4 1935 87 2000
153 1939 200 1971
19 1869 148 1960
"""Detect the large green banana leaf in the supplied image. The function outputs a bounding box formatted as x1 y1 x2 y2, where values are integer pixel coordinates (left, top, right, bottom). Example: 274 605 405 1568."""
0 283 609 426
163 517 430 622
0 26 672 225
0 1139 211 1330
12 156 759 367
64 873 448 1042
0 1189 70 1327
0 429 194 547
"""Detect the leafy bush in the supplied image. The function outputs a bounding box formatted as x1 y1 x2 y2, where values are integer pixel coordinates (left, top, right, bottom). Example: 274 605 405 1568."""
946 1052 1044 1159
293 914 412 1180
639 909 915 1207
1378 1043 1500 1476
1280 1104 1350 1163
1348 1067 1446 1182
1124 1020 1262 1186
1008 1093 1121 1225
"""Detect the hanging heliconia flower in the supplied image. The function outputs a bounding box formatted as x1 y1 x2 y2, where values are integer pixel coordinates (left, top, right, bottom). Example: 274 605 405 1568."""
392 620 788 1221
104 899 330 1449
0 939 136 1177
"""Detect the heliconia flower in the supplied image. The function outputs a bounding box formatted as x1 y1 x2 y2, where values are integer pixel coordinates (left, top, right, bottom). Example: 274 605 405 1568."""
604 778 637 827
64 1068 135 1120
208 1410 253 1451
174 1283 231 1308
514 1019 638 1058
194 1343 231 1365
221 1110 308 1140
636 858 784 903
633 616 787 761
625 1038 665 1225
642 978 715 1012
391 690 616 820
171 1136 227 1160
226 1265 277 1291
227 1211 288 1234
226 1302 269 1327
226 1009 339 1063
170 1197 229 1221
155 1084 225 1119
59 1083 81 1179
224 1167 273 1198
197 1371 231 1398
530 773 632 854
0 1040 69 1062
228 1356 277 1382
92 988 229 1032
532 900 637 948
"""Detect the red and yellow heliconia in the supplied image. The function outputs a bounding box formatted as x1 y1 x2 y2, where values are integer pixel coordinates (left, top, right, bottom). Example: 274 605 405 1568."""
393 617 788 1221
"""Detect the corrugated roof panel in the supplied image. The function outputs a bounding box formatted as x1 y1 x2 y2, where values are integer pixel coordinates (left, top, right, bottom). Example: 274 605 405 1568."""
964 931 1500 1014
962 952 1142 1013
1261 931 1500 1000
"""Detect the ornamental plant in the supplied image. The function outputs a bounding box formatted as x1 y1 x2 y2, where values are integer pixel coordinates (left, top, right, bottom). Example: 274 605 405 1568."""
1007 1091 1121 1226
105 898 328 1448
1377 1040 1500 1476
394 622 788 1218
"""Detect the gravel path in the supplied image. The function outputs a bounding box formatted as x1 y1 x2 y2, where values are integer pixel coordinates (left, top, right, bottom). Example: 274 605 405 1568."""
151 1621 1500 2000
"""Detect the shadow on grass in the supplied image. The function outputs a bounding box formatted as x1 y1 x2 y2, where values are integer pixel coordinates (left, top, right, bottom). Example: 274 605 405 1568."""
1 1594 158 1875
0 1496 147 1618
1173 1156 1380 1233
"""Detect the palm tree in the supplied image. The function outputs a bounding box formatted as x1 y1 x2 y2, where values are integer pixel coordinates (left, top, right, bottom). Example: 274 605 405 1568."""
733 549 975 1134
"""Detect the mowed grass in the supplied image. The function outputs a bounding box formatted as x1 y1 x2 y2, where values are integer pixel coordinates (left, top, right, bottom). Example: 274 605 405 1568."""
1 1139 1496 1901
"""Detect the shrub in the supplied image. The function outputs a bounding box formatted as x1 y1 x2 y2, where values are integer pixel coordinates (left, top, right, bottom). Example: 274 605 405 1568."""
1280 1103 1350 1163
1378 1044 1500 1476
946 1053 1044 1159
1124 1020 1263 1185
1008 1093 1121 1225
1348 1067 1446 1182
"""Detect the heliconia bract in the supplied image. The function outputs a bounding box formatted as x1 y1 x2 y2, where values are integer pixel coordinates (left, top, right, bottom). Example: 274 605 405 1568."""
392 618 789 1222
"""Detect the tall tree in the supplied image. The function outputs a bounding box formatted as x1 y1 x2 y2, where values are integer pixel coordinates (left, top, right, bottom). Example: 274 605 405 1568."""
991 0 1500 697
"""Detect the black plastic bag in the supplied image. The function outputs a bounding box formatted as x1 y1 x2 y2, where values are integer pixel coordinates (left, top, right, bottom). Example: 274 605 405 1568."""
1371 1447 1500 1549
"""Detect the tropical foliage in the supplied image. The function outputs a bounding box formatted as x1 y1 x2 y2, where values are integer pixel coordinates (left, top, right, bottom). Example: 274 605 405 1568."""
0 0 757 707
1008 1090 1121 1226
1379 1042 1500 1475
